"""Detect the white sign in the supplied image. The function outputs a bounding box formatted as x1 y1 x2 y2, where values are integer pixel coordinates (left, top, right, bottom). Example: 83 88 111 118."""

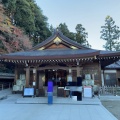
83 86 92 97
33 82 36 86
24 88 34 96
67 75 72 82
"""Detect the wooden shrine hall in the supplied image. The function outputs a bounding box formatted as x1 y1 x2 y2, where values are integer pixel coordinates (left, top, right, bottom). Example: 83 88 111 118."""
0 29 120 96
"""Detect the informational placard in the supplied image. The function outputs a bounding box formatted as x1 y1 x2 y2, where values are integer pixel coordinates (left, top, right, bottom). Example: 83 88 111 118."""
83 86 92 98
67 75 72 82
33 82 36 86
24 88 34 96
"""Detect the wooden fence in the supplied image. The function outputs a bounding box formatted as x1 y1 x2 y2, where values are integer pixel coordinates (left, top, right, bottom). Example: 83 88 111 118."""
99 86 120 96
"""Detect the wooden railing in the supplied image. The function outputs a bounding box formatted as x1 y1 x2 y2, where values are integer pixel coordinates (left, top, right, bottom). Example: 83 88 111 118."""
99 86 120 96
0 82 13 90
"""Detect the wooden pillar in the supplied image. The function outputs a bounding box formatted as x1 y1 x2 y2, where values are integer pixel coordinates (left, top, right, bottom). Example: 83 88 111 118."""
33 68 37 89
77 66 80 77
101 70 105 86
14 66 18 84
68 67 72 82
26 67 30 87
38 72 44 89
76 61 81 77
116 70 120 86
98 62 102 86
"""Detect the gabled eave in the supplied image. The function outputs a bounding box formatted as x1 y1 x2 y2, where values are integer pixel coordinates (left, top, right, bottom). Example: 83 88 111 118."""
30 29 90 51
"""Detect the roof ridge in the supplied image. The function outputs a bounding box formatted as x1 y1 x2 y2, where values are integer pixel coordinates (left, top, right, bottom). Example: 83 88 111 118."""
30 29 91 51
58 32 90 49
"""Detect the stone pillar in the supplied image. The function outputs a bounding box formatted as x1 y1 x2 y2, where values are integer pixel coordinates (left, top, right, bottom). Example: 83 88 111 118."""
26 67 30 87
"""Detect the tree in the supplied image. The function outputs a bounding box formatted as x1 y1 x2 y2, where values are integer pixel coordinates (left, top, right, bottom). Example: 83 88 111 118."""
59 23 70 36
100 16 120 51
58 23 91 47
0 3 32 73
11 0 35 35
2 0 51 45
32 4 51 45
49 24 54 34
0 3 32 53
59 23 75 40
75 24 91 48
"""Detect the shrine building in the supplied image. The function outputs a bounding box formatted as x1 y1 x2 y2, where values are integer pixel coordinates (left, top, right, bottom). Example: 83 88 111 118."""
0 29 120 95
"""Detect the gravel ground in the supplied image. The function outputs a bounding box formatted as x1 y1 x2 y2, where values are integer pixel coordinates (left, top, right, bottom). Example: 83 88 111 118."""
101 100 120 120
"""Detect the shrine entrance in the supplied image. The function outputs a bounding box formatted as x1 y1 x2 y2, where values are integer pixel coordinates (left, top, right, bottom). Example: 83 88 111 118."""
37 69 67 97
45 69 67 87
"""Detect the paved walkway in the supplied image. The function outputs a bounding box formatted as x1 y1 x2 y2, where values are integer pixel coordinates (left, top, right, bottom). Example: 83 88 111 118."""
99 95 120 101
16 96 101 105
0 88 12 100
0 89 118 120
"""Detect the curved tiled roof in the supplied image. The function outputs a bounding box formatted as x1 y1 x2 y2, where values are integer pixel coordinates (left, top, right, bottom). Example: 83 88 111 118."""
100 50 120 56
1 49 100 60
5 49 98 56
31 29 89 50
0 29 120 62
105 61 120 69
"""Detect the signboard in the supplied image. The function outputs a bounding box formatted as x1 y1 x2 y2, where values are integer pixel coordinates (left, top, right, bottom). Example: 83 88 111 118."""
24 88 34 96
67 75 72 82
83 86 92 98
33 82 36 86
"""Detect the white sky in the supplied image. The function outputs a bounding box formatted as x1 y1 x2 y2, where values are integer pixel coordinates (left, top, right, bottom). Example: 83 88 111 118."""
35 0 120 50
